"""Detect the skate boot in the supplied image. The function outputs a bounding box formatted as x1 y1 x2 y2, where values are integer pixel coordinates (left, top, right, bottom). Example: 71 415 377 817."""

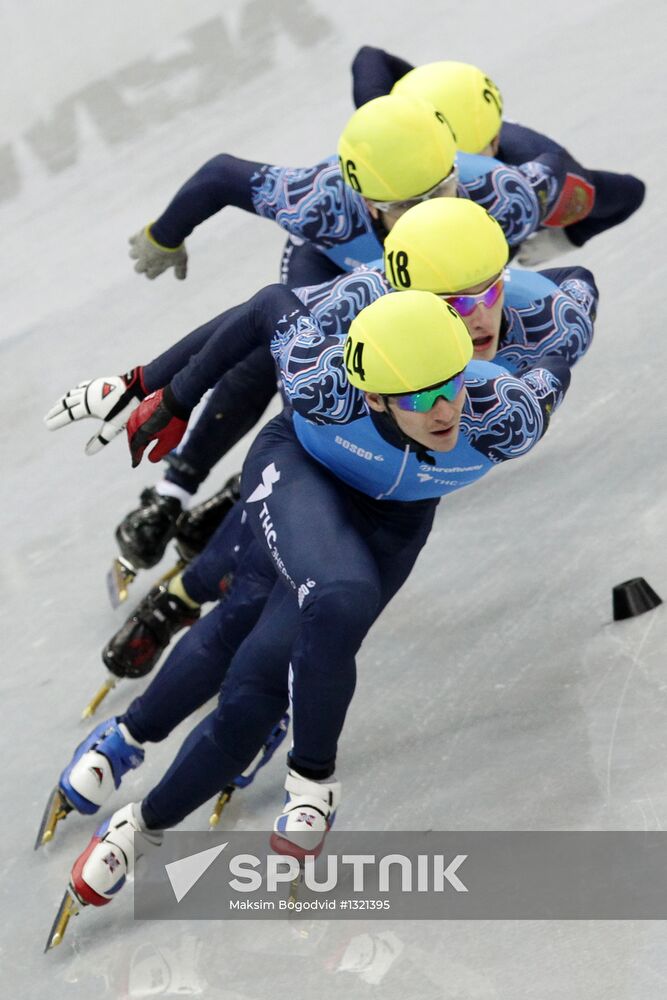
174 473 241 562
71 802 161 907
116 487 184 570
271 770 341 861
35 719 144 849
44 803 161 949
60 718 145 814
102 582 200 679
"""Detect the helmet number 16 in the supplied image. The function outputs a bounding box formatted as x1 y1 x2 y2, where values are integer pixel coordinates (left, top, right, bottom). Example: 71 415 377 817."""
339 156 361 192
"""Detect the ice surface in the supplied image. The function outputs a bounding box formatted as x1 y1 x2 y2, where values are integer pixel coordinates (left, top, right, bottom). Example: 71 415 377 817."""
1 0 666 996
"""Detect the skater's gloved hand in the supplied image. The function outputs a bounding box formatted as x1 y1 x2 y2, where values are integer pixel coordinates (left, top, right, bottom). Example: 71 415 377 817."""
129 226 188 280
515 227 574 267
126 385 190 467
44 368 148 456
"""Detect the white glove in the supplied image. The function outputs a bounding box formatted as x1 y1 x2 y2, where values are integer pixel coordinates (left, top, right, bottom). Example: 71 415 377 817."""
129 226 187 280
44 369 147 455
515 227 575 267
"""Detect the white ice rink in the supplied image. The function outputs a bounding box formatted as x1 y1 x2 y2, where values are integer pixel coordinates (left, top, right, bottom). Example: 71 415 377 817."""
2 0 666 996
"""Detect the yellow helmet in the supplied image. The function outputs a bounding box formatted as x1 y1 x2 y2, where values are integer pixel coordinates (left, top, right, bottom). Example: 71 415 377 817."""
393 61 503 154
344 290 473 393
383 198 509 293
337 93 457 202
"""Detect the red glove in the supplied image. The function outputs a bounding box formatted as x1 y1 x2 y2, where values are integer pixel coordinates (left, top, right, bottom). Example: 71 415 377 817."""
126 385 190 467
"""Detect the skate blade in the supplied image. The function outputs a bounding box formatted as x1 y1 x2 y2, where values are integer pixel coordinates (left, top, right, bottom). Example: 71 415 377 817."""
44 887 81 952
156 558 187 587
106 557 137 609
80 676 118 720
34 788 72 850
289 866 305 906
208 787 234 829
286 868 316 940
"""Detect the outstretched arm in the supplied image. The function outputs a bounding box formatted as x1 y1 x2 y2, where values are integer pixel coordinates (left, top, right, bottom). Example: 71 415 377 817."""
535 266 599 366
497 267 599 373
44 285 299 456
463 356 571 462
131 155 362 279
127 285 307 465
351 46 414 106
129 153 265 279
148 154 262 248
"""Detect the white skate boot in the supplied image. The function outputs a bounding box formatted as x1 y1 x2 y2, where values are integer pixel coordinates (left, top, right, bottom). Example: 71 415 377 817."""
70 802 161 907
44 803 161 950
271 770 341 860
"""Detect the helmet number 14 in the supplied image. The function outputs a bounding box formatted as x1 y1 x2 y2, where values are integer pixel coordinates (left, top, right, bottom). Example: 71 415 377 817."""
345 336 366 382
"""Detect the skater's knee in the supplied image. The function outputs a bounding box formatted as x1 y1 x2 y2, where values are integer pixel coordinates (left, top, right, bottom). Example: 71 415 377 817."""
303 580 381 646
590 170 646 217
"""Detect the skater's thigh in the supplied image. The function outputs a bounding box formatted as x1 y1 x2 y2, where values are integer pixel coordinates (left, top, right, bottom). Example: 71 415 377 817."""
219 579 300 705
213 539 278 657
241 417 378 594
184 503 252 601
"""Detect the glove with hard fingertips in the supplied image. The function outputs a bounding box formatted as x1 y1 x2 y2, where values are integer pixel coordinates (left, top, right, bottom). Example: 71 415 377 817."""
44 367 147 454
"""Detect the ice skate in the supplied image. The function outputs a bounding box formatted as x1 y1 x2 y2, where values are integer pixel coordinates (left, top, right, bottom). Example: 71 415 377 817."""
71 802 159 904
44 885 82 952
209 713 289 828
45 803 161 950
102 582 200 680
85 577 199 718
107 551 186 612
36 719 144 849
271 770 341 862
106 555 138 608
81 675 118 720
34 788 73 850
174 473 241 562
107 487 184 606
116 487 184 569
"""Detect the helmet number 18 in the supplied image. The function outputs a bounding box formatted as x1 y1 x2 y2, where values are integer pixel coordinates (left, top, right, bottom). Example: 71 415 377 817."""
386 250 411 288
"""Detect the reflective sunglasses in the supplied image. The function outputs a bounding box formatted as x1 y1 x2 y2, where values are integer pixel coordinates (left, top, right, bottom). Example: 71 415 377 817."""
443 272 505 318
392 370 466 413
368 164 459 213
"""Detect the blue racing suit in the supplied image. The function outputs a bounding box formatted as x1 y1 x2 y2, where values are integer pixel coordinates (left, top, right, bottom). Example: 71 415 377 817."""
123 284 573 829
143 260 597 497
144 145 561 494
350 45 645 246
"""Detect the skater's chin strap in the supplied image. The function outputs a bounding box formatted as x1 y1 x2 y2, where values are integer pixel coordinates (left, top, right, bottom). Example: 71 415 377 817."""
369 403 436 466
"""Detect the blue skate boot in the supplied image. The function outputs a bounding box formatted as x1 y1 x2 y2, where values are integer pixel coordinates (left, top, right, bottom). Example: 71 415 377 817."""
35 719 144 849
